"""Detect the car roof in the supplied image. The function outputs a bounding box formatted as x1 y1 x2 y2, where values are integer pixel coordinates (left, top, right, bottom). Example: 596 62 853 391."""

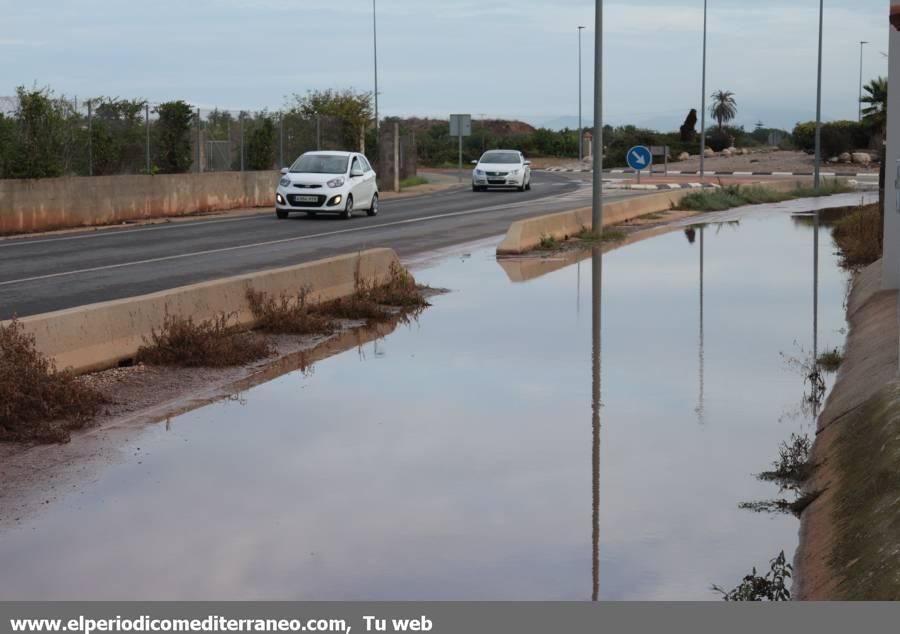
301 150 356 157
481 149 523 156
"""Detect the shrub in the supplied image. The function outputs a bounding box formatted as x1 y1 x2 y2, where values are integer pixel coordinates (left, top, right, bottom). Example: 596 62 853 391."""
0 320 106 443
3 87 67 179
705 128 733 152
136 314 271 367
832 203 883 268
792 120 870 156
246 114 275 171
247 288 335 336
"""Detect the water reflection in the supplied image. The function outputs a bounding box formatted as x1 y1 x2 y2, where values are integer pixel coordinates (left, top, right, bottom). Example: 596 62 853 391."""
591 248 602 601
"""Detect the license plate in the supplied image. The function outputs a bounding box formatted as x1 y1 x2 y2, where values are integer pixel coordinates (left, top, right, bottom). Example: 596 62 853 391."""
295 195 318 203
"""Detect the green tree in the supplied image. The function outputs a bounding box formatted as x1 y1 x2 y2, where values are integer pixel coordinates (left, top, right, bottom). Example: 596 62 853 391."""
246 113 275 170
861 76 887 138
287 89 373 153
88 97 146 175
710 90 737 130
5 86 67 179
153 100 194 174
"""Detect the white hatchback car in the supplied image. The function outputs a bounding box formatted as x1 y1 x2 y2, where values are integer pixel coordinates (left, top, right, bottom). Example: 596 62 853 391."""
276 151 378 220
472 150 532 192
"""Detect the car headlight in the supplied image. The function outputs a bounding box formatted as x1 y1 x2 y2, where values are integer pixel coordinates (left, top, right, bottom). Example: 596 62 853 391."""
475 169 485 176
279 177 291 187
327 177 345 188
509 170 520 176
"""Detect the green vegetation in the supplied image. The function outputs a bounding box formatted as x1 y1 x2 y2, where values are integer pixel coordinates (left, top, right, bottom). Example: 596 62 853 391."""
710 90 737 130
0 319 106 443
153 101 194 174
861 77 888 138
678 181 854 212
400 175 429 189
287 88 373 152
712 552 793 601
792 120 873 157
832 203 883 268
817 349 844 373
136 314 272 368
538 235 561 250
245 113 276 171
1 87 68 179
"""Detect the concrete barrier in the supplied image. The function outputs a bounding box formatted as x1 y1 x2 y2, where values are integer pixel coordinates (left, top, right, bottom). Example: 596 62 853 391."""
0 170 279 235
4 248 401 374
496 178 815 255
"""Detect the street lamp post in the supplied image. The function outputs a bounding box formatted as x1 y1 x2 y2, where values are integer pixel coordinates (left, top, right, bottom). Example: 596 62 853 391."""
700 0 708 180
859 41 869 121
591 1 603 233
579 26 586 161
814 0 824 189
373 0 379 138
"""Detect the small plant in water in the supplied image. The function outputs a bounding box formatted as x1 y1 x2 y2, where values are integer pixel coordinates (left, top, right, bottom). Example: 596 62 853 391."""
740 433 821 517
711 551 792 601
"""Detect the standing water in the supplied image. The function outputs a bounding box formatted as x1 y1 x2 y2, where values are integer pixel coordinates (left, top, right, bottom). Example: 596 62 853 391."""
0 197 860 600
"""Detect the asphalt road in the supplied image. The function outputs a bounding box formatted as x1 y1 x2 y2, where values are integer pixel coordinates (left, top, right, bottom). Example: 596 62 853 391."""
0 171 640 318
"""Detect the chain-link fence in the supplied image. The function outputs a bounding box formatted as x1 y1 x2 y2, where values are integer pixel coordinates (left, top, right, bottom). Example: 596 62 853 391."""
0 94 347 179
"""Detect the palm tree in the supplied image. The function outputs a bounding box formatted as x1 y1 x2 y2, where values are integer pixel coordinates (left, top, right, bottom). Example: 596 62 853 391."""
710 90 737 130
861 76 887 136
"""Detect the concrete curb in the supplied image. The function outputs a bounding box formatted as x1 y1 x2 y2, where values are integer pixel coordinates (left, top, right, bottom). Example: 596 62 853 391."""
495 177 814 255
543 167 878 178
4 249 402 374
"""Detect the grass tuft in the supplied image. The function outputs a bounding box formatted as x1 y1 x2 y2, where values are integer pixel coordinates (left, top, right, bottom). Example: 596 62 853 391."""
831 203 883 268
679 180 854 213
0 320 106 443
817 348 844 373
136 314 272 368
538 235 561 250
315 262 430 322
400 175 429 189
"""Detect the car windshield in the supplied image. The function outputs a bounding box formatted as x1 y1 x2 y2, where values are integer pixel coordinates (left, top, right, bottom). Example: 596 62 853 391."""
480 152 520 164
290 155 349 174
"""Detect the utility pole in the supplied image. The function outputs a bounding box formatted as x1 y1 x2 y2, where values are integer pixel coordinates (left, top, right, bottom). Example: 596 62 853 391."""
578 25 586 161
700 0 708 180
373 0 380 139
814 0 824 189
591 2 603 233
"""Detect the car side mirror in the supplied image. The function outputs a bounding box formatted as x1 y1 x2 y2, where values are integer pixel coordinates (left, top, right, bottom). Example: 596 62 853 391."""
280 167 290 175
351 169 364 178
471 160 478 165
524 161 531 166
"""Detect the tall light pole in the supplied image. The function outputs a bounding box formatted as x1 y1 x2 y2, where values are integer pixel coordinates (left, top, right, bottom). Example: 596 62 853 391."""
591 3 603 233
699 0 708 180
373 0 379 138
814 0 824 189
579 26 586 161
859 41 869 121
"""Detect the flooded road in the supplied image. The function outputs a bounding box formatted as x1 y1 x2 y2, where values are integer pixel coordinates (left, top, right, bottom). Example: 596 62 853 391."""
0 196 864 600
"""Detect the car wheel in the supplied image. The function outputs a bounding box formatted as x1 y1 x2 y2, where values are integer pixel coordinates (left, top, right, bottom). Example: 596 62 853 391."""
517 182 526 192
343 195 354 220
367 194 379 217
276 209 288 219
525 179 532 191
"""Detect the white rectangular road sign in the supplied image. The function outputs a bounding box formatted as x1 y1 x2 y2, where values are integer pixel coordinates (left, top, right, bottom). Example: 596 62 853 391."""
450 114 472 137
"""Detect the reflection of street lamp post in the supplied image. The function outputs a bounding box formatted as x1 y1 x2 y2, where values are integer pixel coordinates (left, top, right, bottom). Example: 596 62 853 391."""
859 41 869 121
578 26 586 161
591 247 602 602
697 226 705 425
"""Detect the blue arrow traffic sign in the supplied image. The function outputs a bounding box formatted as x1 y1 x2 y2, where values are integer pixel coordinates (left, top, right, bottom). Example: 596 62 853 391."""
627 145 653 171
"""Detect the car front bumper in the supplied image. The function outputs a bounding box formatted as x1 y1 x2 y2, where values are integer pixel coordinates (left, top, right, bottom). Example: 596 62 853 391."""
275 187 346 211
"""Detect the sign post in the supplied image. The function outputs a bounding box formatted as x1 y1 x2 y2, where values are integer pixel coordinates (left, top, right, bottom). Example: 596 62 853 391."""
650 145 669 176
449 114 472 182
627 145 653 184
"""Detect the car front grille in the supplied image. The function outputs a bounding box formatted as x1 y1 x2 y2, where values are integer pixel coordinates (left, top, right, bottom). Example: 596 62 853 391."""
293 184 323 189
487 172 508 177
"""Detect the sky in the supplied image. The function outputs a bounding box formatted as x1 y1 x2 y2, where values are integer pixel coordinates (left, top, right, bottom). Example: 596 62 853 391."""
0 0 890 131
